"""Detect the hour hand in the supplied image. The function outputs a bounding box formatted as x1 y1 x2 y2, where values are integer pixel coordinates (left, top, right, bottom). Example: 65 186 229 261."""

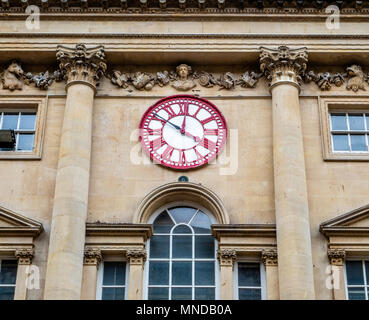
153 113 181 131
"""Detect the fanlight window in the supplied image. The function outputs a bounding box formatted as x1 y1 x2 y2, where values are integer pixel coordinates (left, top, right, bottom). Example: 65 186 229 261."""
147 206 216 300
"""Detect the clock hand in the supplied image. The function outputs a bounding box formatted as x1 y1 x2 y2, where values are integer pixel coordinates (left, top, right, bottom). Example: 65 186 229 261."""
183 130 201 142
181 112 187 135
152 113 181 131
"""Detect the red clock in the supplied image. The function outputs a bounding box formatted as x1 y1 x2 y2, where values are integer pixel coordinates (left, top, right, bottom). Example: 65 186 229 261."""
139 95 227 169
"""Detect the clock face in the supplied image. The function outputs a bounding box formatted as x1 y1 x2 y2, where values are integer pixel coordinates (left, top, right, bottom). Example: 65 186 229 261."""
139 95 227 169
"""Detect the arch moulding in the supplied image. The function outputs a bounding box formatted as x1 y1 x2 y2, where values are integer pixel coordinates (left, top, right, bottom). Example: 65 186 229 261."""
133 182 230 225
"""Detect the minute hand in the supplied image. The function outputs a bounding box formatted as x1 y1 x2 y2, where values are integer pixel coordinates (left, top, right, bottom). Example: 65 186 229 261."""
153 113 181 131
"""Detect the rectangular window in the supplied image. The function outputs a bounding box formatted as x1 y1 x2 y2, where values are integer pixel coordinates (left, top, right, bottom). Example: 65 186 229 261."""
330 112 369 153
98 261 127 300
235 262 265 300
345 260 369 300
0 260 17 300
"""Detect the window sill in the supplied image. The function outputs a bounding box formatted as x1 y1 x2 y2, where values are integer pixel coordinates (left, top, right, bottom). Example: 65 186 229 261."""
0 151 41 160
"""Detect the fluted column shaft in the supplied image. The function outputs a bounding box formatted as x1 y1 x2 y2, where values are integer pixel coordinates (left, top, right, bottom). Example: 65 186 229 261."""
260 46 315 299
44 44 106 300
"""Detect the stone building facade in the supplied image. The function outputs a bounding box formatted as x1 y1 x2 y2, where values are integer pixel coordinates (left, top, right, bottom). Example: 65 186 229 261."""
0 0 369 300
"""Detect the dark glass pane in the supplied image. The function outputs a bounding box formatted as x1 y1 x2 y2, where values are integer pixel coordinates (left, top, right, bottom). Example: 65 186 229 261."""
148 287 168 300
238 263 261 287
195 261 214 285
0 260 17 285
102 287 125 300
346 261 364 285
190 211 211 234
332 134 349 151
172 235 192 258
17 134 34 151
348 288 366 300
153 211 174 233
349 114 365 130
350 135 367 151
173 225 192 234
195 287 215 300
149 262 169 285
0 286 15 300
172 287 192 300
331 114 347 130
239 288 262 300
103 262 126 286
195 236 214 258
366 261 369 284
19 113 36 130
2 113 18 129
172 262 192 285
150 235 169 258
169 207 197 224
366 114 369 130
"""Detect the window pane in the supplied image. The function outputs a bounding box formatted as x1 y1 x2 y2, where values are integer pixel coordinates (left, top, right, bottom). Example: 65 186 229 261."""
150 235 169 258
332 134 349 151
238 263 261 287
2 113 18 129
366 261 369 283
172 287 192 300
195 287 215 300
17 134 34 151
0 260 17 285
190 211 211 234
350 135 367 151
153 211 174 233
349 114 365 130
366 114 369 130
331 114 347 130
172 262 192 285
103 262 125 286
195 261 215 285
102 287 125 300
195 236 214 258
239 288 262 300
173 225 192 234
19 113 36 130
0 286 15 300
346 261 364 285
348 287 366 300
169 207 197 224
148 287 168 300
149 262 169 285
172 235 192 258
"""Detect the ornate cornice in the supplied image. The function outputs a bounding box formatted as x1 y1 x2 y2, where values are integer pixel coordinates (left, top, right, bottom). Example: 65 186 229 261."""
15 248 34 265
126 248 147 265
328 249 346 266
217 248 237 268
261 249 278 266
83 248 102 266
56 43 107 91
260 45 308 90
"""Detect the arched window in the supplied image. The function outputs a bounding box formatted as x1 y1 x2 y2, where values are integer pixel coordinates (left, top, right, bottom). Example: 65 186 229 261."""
146 205 217 300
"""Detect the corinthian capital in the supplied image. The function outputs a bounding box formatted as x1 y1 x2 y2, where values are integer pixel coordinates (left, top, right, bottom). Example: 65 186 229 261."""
259 46 308 90
217 248 237 268
15 248 34 265
262 249 278 266
56 43 107 91
126 248 147 265
328 249 346 266
84 248 102 266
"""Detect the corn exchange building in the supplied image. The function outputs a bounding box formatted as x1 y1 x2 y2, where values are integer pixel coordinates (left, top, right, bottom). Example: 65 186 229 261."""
0 0 369 301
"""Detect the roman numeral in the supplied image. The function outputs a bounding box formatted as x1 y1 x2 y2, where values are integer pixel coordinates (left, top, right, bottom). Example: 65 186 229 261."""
150 137 166 151
163 106 176 118
152 115 166 125
200 117 215 126
178 101 189 116
193 106 201 118
146 128 162 135
161 145 174 160
204 129 219 135
179 150 187 165
194 148 203 160
199 138 217 150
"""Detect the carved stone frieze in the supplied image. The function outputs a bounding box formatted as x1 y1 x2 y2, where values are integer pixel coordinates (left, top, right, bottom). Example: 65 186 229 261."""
83 248 102 266
56 43 107 90
346 65 366 92
15 248 34 265
217 248 237 268
261 249 278 266
328 249 346 266
1 61 24 90
260 45 308 89
24 70 63 90
126 248 147 265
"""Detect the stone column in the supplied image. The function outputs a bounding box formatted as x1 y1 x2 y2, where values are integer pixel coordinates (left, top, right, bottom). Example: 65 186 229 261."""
126 249 147 300
81 249 102 300
328 249 347 300
14 249 34 300
262 249 279 300
44 44 107 300
260 46 315 299
217 249 236 300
